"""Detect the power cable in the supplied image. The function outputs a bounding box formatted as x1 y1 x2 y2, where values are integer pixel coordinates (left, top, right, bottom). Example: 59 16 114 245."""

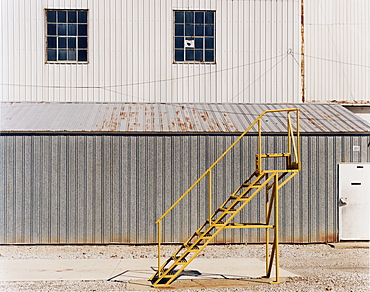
293 52 370 68
229 54 288 102
0 54 285 90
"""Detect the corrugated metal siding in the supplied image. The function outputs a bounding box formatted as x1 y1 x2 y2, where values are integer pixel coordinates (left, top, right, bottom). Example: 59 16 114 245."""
1 134 369 244
2 0 369 105
1 0 300 103
2 102 370 133
305 0 370 104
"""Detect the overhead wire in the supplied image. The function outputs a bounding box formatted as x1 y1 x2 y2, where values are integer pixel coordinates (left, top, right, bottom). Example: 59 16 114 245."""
288 49 300 67
0 54 285 89
292 52 370 68
2 51 370 104
229 54 289 102
1 52 369 96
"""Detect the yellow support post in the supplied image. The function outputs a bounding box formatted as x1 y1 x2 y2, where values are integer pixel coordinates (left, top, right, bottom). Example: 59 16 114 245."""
272 172 280 284
257 119 262 173
287 114 299 164
265 174 270 275
208 170 212 224
157 222 161 277
297 110 301 171
287 112 291 159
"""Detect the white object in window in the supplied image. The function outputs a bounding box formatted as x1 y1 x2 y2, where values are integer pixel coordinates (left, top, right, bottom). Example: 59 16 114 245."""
184 39 195 48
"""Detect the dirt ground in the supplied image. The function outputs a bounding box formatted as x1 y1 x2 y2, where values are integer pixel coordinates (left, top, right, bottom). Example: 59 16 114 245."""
0 244 369 291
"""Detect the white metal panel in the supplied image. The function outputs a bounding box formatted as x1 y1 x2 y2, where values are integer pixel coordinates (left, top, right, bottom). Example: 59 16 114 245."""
305 0 370 104
12 0 20 100
1 0 300 103
20 0 28 101
354 113 370 125
164 0 173 102
0 1 9 100
87 0 96 101
346 106 370 125
339 163 370 240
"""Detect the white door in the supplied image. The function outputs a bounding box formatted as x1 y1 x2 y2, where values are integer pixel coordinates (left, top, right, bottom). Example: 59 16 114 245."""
339 163 370 240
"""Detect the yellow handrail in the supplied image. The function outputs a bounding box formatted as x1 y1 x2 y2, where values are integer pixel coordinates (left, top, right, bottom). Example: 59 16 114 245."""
156 108 299 223
154 108 300 274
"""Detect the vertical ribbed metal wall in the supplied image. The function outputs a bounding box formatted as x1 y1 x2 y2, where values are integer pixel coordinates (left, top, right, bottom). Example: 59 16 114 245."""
1 134 369 244
305 0 370 103
2 0 369 104
0 0 300 103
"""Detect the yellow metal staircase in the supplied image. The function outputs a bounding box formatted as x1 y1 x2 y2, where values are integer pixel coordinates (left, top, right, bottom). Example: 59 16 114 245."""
150 109 301 287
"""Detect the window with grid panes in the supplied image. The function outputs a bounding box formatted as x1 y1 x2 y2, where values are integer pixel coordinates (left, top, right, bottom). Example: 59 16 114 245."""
46 10 88 62
174 11 215 63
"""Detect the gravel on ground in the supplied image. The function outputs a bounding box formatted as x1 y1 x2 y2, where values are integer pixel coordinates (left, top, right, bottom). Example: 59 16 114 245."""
0 244 369 291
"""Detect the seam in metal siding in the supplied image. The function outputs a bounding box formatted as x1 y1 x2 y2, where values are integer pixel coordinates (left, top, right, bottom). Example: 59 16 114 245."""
1 134 369 244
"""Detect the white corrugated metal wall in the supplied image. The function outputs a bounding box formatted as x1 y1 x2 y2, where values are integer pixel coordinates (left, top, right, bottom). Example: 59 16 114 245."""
305 0 370 103
0 0 301 103
2 1 369 104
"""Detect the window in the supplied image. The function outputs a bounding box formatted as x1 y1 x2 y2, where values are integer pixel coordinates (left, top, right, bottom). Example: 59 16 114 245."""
174 11 215 63
46 9 88 63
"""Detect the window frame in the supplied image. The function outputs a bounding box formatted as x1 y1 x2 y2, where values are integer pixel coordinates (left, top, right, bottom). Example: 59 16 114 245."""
45 9 89 64
173 10 216 64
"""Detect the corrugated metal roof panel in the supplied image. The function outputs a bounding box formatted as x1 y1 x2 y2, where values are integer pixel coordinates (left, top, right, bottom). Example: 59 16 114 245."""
1 102 369 133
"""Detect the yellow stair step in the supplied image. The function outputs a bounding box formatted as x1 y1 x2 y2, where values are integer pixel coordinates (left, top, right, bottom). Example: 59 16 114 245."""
184 243 199 250
230 195 249 201
172 256 187 264
218 207 237 212
242 183 261 188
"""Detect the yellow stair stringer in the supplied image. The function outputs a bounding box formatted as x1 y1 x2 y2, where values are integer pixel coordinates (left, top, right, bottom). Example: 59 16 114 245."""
150 108 301 287
150 171 281 287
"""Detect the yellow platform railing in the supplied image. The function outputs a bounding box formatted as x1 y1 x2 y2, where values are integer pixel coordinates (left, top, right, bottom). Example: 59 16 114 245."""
154 108 300 283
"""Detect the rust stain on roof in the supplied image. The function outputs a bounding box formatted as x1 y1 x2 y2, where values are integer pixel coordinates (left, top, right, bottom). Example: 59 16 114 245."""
200 112 208 122
2 102 369 133
185 117 194 131
100 108 119 131
176 117 187 131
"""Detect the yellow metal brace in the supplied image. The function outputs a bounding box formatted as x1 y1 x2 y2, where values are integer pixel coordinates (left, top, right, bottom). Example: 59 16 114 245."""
150 109 301 287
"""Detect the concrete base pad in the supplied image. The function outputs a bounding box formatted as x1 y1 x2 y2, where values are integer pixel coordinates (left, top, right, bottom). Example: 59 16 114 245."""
127 278 287 291
0 258 298 282
328 242 369 249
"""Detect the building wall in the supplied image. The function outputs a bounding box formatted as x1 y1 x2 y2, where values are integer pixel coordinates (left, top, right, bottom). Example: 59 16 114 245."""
2 1 369 104
305 0 370 103
1 133 369 244
1 0 300 103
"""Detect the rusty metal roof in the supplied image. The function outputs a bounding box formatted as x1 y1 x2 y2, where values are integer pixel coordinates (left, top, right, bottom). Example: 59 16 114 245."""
1 102 369 133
